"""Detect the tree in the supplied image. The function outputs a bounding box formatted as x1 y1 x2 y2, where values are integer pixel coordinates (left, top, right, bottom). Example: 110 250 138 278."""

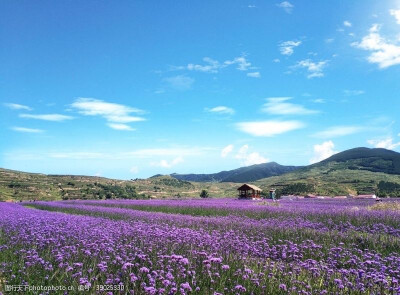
200 190 209 198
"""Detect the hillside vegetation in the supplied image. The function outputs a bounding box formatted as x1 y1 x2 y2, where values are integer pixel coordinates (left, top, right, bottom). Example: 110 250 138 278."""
2 147 400 201
252 148 400 197
0 169 237 201
171 162 300 182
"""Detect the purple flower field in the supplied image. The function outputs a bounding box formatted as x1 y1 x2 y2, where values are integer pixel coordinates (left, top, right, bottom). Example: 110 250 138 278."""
1 199 400 294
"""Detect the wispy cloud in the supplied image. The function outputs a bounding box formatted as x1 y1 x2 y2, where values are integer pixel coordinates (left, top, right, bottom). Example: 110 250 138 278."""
221 144 234 158
107 123 135 131
4 103 32 111
312 98 326 103
262 97 319 115
237 120 304 137
247 71 261 78
293 59 328 78
352 23 400 68
186 57 220 73
343 20 352 27
367 137 400 150
235 145 269 166
390 9 400 24
175 55 255 74
11 126 44 133
277 1 294 13
19 113 73 121
310 141 337 164
224 56 252 71
71 98 145 129
313 126 363 138
206 106 235 115
151 157 184 168
279 40 301 56
344 89 365 96
163 75 194 91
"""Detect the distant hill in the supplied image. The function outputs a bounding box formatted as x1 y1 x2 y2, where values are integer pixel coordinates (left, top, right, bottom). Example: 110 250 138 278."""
171 162 301 183
315 147 400 174
255 147 400 196
0 169 238 201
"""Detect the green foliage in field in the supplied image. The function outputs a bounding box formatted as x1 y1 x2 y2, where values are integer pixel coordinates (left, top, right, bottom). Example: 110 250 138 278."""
199 189 209 198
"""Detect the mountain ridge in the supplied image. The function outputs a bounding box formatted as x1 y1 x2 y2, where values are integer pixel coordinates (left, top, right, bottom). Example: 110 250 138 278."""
170 162 302 183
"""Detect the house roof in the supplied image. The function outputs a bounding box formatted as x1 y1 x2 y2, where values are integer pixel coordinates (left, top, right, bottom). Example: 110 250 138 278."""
237 183 262 191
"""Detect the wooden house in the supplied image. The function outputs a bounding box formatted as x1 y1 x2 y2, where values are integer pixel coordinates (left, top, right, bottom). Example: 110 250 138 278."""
237 184 262 199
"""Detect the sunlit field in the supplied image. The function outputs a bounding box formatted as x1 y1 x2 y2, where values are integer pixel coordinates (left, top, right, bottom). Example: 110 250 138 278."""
1 198 400 294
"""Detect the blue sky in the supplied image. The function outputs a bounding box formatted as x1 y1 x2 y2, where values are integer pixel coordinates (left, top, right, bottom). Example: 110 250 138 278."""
1 0 400 179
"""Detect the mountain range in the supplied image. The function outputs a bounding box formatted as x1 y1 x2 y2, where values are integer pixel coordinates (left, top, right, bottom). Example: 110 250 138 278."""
1 147 400 201
171 162 301 183
171 147 400 183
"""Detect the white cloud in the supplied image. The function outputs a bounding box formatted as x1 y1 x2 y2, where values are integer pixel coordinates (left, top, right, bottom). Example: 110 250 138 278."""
344 21 352 27
248 5 256 8
107 123 135 131
11 127 44 133
262 97 318 115
390 9 400 24
130 166 139 174
277 1 294 13
293 59 328 78
224 56 252 71
273 58 281 63
344 89 365 96
237 120 304 137
163 75 194 90
187 57 220 73
313 126 363 138
71 98 145 130
151 157 184 168
178 56 254 74
279 40 301 56
235 145 269 166
325 38 334 43
221 144 234 158
206 106 235 115
352 24 400 68
367 137 400 150
310 141 337 164
4 103 32 111
247 71 261 78
312 98 326 103
19 113 73 121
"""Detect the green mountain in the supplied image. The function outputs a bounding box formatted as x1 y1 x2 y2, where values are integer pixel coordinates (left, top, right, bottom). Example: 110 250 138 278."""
171 162 301 183
315 147 400 174
254 147 400 197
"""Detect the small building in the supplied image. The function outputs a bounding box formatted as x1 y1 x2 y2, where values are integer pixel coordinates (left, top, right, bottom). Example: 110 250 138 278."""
237 184 262 199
